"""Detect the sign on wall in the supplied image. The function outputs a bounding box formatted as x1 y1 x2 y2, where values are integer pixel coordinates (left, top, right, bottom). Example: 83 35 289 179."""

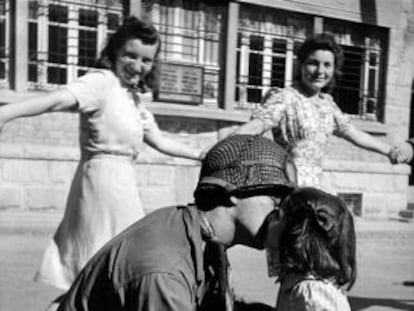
155 62 204 105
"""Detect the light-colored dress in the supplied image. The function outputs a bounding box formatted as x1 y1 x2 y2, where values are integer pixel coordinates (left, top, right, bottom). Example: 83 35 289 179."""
36 69 157 290
276 273 351 311
252 86 351 187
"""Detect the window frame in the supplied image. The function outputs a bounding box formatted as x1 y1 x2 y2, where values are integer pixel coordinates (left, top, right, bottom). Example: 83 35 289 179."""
27 0 123 90
0 0 9 88
142 0 227 107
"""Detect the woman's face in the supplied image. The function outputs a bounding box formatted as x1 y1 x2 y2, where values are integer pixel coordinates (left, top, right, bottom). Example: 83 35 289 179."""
300 49 335 94
263 208 285 250
114 38 158 88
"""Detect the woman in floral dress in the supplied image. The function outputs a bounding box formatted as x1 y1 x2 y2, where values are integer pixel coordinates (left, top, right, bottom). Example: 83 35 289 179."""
235 33 394 187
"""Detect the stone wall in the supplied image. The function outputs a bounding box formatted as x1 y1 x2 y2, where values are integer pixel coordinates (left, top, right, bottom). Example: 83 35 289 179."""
0 110 410 220
0 112 214 214
1 0 414 221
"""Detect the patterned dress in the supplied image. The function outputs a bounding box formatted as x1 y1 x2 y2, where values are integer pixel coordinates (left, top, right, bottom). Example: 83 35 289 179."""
276 273 351 311
252 86 351 187
35 69 157 290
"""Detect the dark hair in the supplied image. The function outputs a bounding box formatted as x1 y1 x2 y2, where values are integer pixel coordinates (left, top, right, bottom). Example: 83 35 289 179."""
277 187 356 290
295 32 344 93
95 16 161 92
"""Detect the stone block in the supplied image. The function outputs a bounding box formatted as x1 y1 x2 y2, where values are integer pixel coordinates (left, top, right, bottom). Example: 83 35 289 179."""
3 160 49 183
368 174 392 192
148 165 174 186
392 175 409 192
49 161 78 185
332 172 363 191
24 187 67 210
139 186 175 214
0 187 23 210
134 164 149 186
362 193 387 219
362 192 406 220
173 165 200 205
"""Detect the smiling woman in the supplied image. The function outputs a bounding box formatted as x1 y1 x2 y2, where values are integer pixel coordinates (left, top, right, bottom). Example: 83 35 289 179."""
234 33 395 188
0 16 203 292
300 50 335 95
114 39 158 88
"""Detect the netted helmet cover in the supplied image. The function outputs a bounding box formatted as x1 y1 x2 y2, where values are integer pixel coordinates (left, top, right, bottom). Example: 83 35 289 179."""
196 135 297 195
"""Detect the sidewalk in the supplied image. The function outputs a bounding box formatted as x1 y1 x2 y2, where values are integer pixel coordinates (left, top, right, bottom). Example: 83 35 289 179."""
1 210 413 311
1 209 414 235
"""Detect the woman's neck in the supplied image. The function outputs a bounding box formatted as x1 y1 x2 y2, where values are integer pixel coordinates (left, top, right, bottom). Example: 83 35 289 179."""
296 81 321 98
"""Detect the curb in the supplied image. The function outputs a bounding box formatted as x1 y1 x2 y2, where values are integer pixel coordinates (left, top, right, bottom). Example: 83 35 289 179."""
1 210 414 236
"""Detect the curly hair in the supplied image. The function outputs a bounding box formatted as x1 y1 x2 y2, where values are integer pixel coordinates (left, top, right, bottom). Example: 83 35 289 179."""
277 187 356 290
295 32 344 93
95 16 161 92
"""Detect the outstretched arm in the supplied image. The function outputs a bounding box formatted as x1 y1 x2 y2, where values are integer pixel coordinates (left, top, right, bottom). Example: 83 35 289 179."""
341 124 392 156
0 89 77 128
232 119 266 136
144 122 201 160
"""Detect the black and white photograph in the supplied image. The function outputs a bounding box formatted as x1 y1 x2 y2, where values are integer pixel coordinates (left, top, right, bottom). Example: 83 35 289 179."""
0 0 413 310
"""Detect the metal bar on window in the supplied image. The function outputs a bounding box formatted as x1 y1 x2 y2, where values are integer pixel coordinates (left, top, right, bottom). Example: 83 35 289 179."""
284 39 293 86
10 0 28 90
0 0 9 87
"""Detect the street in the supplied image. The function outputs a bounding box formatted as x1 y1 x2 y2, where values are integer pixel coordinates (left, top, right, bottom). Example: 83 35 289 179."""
1 220 414 311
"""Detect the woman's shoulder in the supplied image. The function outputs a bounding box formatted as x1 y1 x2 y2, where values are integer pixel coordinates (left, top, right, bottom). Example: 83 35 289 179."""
289 275 349 309
292 275 345 299
67 69 120 113
84 68 117 81
319 92 338 107
261 87 296 107
71 69 118 89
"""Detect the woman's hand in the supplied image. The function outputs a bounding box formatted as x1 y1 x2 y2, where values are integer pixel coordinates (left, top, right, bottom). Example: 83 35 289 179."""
388 143 414 164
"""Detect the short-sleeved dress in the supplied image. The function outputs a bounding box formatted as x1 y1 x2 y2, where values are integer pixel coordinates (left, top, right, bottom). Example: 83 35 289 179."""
276 273 351 311
252 86 351 187
35 69 157 290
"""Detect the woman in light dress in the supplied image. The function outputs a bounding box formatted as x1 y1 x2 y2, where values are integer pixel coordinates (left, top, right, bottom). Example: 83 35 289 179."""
0 16 203 290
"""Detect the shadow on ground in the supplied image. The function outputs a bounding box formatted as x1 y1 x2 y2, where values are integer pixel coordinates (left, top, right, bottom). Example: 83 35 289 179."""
349 296 414 311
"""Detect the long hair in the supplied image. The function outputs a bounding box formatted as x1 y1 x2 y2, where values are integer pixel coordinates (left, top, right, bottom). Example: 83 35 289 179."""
295 32 344 93
95 16 161 92
277 187 356 290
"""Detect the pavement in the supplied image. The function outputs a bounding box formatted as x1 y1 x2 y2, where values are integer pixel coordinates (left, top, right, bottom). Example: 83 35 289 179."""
1 211 414 311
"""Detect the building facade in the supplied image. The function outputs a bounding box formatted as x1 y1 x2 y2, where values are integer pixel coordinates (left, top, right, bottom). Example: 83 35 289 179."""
0 0 413 220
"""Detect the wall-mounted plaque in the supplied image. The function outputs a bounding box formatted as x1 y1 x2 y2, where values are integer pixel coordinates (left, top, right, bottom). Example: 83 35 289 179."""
155 62 204 105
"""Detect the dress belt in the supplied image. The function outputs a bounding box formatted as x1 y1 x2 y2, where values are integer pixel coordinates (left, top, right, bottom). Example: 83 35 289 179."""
81 150 138 161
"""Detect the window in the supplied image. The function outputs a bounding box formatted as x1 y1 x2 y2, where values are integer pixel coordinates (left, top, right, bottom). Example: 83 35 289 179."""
48 4 68 84
27 0 123 90
0 0 8 86
325 19 387 121
236 6 312 108
78 9 98 76
28 0 38 83
142 0 226 107
235 4 388 121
